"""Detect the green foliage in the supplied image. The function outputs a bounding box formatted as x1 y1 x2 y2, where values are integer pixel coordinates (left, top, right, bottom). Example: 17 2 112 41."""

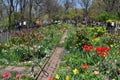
62 27 75 50
96 12 109 22
97 12 118 22
89 27 106 37
12 12 23 21
103 34 120 47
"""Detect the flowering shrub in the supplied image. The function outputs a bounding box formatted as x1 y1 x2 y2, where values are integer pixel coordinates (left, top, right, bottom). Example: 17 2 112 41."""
74 29 91 50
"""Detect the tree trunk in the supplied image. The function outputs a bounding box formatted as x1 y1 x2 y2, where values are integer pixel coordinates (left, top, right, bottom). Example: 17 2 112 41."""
29 0 32 27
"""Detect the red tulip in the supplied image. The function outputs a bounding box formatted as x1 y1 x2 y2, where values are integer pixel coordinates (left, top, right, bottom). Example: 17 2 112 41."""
83 45 88 48
101 46 109 52
100 53 106 58
82 64 88 70
84 47 89 53
96 47 101 54
49 77 54 80
89 45 93 50
2 72 10 78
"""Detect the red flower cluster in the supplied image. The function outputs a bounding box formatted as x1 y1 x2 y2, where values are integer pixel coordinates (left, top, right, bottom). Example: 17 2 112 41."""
96 46 110 57
83 45 93 53
2 72 21 79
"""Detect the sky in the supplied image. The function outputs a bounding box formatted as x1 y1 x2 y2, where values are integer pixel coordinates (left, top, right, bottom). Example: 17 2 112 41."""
75 3 81 8
59 0 82 8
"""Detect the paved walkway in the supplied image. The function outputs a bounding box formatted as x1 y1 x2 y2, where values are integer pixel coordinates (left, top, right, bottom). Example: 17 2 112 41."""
37 30 68 80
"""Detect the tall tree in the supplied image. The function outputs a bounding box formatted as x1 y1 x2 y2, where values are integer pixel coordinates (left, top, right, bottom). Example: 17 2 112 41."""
78 0 92 24
102 0 120 18
0 0 4 21
44 0 62 19
34 0 44 18
5 0 15 29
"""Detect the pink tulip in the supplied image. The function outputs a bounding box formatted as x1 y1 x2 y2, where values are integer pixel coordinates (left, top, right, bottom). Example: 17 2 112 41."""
94 70 99 75
2 72 10 78
16 74 21 79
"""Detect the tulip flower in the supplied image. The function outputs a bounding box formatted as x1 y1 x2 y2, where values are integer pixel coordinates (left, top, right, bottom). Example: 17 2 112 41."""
83 45 94 53
55 74 60 79
96 47 101 54
82 64 88 70
84 47 89 53
89 45 93 50
96 46 110 57
2 72 10 79
83 45 88 48
2 46 8 49
66 76 69 80
49 77 54 80
94 70 99 75
73 68 79 74
16 74 21 79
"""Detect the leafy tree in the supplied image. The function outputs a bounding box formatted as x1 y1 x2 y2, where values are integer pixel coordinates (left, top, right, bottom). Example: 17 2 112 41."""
96 12 118 22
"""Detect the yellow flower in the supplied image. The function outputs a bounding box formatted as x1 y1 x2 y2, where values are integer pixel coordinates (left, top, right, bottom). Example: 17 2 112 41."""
110 44 113 47
66 76 69 80
73 68 79 74
94 38 100 42
55 74 60 79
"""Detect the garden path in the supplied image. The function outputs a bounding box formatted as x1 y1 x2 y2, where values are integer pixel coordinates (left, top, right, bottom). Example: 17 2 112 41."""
37 30 68 80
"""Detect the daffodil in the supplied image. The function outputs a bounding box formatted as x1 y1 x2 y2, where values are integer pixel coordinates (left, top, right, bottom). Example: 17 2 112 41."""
73 68 79 74
55 74 60 79
66 76 69 80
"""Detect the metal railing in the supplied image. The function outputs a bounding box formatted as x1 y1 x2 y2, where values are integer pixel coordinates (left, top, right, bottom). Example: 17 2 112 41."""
106 28 120 36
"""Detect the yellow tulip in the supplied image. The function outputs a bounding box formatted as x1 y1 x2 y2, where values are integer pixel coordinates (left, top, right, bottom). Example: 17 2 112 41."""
110 44 113 47
55 74 60 79
66 76 69 80
73 68 79 74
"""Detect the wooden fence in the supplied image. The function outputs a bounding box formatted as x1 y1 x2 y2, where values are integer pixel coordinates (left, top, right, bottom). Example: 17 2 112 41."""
0 31 11 42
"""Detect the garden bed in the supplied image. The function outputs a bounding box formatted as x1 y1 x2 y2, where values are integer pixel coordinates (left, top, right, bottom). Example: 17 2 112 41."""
0 24 69 80
54 26 120 80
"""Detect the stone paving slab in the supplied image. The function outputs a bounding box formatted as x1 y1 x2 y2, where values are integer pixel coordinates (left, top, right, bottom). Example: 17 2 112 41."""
0 66 40 76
